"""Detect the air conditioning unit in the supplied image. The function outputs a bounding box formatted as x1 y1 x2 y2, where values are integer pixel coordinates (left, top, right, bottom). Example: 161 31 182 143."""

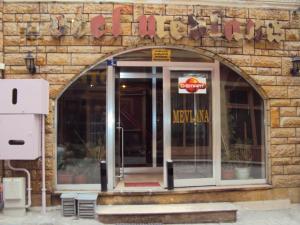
3 177 26 216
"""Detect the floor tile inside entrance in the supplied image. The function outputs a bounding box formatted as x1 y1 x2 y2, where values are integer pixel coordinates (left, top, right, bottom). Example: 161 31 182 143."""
115 173 163 190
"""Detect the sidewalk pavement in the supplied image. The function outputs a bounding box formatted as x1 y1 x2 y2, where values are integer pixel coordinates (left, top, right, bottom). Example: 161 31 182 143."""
0 200 299 225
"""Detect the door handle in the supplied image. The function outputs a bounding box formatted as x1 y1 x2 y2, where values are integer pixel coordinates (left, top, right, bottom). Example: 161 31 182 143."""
116 126 124 178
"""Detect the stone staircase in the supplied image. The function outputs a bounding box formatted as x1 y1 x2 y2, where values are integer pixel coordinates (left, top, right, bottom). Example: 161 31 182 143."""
96 202 237 224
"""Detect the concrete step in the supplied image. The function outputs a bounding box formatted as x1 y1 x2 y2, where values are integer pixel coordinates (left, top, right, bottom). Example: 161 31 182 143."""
96 203 237 224
97 184 272 205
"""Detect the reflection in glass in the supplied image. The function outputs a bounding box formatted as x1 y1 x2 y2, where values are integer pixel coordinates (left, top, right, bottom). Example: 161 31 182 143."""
171 71 212 180
114 74 164 168
115 78 153 167
220 64 265 180
57 69 106 184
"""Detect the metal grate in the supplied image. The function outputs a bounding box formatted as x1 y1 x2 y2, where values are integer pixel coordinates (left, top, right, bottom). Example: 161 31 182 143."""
77 193 98 219
60 193 77 217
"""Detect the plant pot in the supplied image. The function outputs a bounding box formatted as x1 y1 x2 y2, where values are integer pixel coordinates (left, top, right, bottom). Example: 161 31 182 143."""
235 167 251 179
74 175 87 184
222 168 235 180
57 173 73 184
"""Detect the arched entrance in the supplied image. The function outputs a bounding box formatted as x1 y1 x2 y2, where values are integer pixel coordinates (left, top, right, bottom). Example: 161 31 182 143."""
56 47 267 191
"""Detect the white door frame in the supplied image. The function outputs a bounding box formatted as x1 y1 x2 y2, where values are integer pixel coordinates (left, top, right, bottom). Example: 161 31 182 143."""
106 59 116 190
118 70 162 171
163 61 220 187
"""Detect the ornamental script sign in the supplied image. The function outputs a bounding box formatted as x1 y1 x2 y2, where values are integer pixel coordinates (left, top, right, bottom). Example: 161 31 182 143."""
89 7 283 42
35 6 284 43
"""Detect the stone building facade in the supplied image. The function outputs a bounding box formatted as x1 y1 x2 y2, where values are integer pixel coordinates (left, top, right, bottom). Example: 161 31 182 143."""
0 0 300 206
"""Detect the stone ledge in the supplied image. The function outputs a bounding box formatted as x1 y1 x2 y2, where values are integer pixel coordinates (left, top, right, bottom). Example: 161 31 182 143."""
100 184 272 196
53 184 272 196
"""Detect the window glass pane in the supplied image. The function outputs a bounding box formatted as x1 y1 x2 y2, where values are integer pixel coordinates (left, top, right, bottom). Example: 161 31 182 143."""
171 71 212 180
57 69 106 184
220 64 265 180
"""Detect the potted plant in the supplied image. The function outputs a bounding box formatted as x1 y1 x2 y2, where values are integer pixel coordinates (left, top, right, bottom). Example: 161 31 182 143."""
222 164 235 180
234 139 253 180
74 174 87 184
221 135 236 180
57 171 74 184
73 160 88 184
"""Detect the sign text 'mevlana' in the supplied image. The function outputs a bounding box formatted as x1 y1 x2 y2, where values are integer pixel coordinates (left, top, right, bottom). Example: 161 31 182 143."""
50 7 284 43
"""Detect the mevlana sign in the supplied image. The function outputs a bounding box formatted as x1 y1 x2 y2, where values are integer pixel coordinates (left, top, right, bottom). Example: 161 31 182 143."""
89 7 283 42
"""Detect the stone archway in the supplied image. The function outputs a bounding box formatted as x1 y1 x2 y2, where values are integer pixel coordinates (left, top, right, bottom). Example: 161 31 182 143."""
52 45 269 191
55 45 267 101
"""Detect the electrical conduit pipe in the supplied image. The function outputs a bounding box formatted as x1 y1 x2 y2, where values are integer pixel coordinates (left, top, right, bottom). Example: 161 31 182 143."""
41 115 46 214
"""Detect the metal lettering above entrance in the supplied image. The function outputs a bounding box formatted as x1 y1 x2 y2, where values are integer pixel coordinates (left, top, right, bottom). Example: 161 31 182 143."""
23 5 284 43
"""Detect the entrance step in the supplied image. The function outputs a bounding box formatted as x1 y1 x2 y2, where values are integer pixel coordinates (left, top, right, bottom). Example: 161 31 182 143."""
98 185 272 205
96 203 237 224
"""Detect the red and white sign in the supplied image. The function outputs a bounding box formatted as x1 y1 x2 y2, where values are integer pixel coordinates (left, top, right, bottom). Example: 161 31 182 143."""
178 76 207 94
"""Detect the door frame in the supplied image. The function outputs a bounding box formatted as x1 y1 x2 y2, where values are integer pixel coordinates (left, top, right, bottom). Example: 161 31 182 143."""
163 62 220 187
107 60 220 190
117 71 163 171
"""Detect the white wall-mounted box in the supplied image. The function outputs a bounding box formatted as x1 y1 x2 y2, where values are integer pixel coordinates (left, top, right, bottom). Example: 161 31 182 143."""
0 79 49 160
0 79 49 115
0 114 42 160
3 177 26 216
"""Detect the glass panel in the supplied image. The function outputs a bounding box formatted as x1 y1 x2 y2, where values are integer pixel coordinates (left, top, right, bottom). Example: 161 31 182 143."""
156 78 164 167
115 72 121 179
115 73 153 167
57 68 106 184
220 64 265 180
171 71 212 180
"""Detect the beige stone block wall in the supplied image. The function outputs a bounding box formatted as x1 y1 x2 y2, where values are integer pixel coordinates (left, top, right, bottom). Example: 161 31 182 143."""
0 2 300 205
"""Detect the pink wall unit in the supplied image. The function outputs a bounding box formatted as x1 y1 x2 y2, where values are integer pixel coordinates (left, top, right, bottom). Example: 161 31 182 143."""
0 115 42 160
0 79 49 115
0 79 49 160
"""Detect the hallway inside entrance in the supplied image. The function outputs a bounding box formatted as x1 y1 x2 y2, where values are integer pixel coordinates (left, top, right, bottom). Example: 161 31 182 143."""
115 67 163 189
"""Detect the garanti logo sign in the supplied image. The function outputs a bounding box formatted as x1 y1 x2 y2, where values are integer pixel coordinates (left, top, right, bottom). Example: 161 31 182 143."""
178 76 207 94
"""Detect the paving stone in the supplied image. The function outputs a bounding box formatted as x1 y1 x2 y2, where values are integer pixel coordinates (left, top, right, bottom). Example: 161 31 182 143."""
0 202 299 225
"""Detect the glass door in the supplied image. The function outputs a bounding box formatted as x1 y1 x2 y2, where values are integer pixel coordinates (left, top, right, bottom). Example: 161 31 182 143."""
115 71 123 182
116 77 153 168
113 66 164 188
164 66 219 187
